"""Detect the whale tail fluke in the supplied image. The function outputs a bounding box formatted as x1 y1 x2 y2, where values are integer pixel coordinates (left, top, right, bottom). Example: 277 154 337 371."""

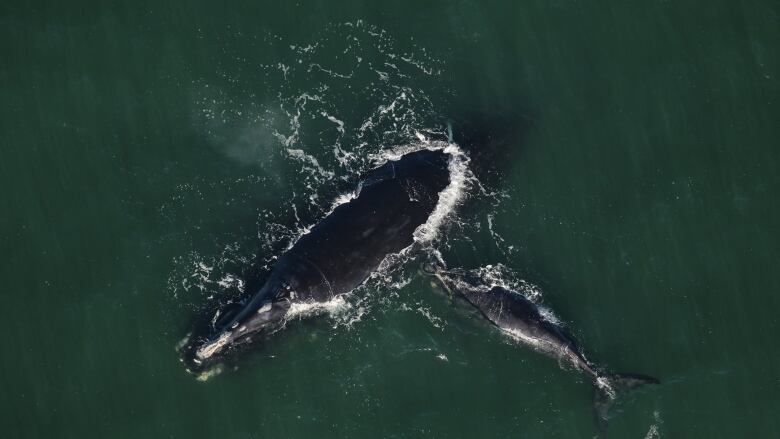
594 373 659 432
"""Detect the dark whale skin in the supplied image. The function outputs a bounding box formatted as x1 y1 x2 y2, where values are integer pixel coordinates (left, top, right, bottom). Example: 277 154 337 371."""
182 148 452 372
426 267 659 425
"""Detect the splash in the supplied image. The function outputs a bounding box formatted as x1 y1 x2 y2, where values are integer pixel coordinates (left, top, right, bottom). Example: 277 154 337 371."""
415 144 473 244
644 410 663 439
168 21 471 360
286 296 351 320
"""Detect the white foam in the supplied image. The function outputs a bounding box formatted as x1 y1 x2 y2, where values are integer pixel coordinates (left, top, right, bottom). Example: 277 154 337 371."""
486 214 505 244
326 189 360 215
276 62 290 79
285 148 335 178
193 262 213 284
216 274 245 292
307 63 354 79
358 119 374 133
417 305 445 329
537 305 562 326
644 410 663 439
273 114 300 147
471 264 545 303
284 141 469 269
286 295 351 320
321 112 345 134
595 376 617 399
399 55 438 75
413 143 472 243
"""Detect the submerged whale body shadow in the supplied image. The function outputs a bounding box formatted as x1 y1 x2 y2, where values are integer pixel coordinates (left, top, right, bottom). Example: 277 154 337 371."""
424 264 658 430
180 145 458 376
447 104 534 192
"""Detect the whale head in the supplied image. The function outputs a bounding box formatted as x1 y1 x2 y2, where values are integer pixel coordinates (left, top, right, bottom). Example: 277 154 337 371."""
178 291 293 378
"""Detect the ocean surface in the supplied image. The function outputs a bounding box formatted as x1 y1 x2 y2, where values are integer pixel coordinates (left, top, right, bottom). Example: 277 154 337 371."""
1 1 778 438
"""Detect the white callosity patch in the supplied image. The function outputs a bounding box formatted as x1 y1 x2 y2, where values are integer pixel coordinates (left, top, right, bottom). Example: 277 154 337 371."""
195 332 231 361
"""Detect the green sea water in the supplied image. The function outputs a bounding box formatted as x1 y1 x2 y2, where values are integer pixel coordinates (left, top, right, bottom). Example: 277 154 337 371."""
2 1 778 438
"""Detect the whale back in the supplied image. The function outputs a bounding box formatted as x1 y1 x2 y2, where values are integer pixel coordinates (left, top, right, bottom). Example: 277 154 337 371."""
279 149 452 301
181 148 454 373
432 271 590 371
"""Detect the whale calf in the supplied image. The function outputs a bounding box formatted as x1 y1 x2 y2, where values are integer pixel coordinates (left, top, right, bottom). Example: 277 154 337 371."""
180 145 457 375
424 265 658 423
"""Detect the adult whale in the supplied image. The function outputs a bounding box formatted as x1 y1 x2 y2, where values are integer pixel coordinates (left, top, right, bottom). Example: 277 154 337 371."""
423 265 658 424
181 144 461 374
